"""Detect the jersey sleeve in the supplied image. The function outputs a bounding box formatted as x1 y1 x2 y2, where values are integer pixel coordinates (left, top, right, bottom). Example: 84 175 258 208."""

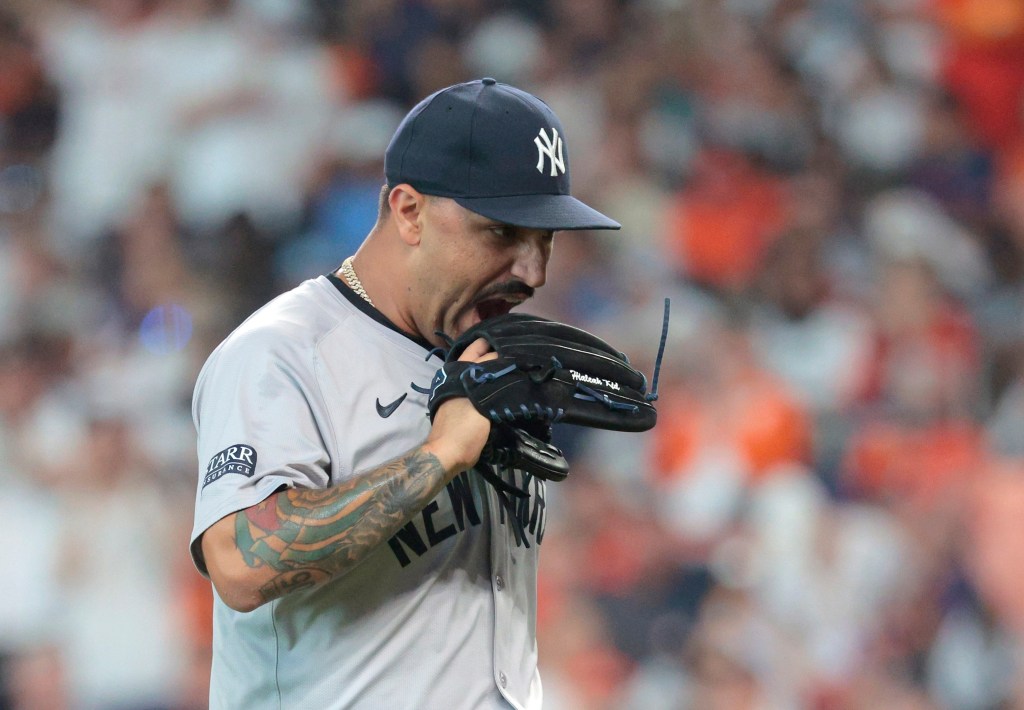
189 327 332 576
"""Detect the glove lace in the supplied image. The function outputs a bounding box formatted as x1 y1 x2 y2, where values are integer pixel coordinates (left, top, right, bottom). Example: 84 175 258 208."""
474 463 531 548
488 404 565 425
573 383 641 414
411 340 456 395
644 298 671 402
464 363 517 384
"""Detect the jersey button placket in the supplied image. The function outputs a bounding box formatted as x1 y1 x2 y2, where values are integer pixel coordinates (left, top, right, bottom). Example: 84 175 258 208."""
499 671 507 689
495 574 504 591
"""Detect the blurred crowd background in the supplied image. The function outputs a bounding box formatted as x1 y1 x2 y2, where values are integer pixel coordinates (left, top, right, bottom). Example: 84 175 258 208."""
2 0 1024 708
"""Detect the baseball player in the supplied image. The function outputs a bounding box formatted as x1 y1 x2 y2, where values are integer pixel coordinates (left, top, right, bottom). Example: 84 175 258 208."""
190 78 621 709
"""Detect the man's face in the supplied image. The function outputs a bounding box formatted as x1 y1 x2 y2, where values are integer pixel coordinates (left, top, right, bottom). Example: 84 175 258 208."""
413 198 554 343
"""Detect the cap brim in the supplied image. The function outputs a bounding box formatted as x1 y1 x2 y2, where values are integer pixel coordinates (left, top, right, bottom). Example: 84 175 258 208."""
452 193 621 231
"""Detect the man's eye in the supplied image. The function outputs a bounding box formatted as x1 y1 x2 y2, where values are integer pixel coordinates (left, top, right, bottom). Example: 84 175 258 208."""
489 226 512 238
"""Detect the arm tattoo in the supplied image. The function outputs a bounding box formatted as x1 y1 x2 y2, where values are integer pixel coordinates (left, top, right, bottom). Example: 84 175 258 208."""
235 450 448 603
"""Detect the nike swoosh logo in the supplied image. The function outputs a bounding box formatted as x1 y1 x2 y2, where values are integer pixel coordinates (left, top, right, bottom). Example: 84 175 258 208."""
375 393 408 418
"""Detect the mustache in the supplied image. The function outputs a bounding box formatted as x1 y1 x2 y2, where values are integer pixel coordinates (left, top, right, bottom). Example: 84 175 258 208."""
476 282 535 301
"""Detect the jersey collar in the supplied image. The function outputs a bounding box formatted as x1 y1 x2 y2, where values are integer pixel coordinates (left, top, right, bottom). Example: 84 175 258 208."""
326 272 436 352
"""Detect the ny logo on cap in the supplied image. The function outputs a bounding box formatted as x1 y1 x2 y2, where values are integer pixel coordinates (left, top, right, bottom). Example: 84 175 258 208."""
534 127 565 177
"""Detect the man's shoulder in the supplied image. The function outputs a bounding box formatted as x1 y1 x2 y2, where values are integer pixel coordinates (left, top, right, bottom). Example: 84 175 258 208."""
205 277 350 370
231 277 345 345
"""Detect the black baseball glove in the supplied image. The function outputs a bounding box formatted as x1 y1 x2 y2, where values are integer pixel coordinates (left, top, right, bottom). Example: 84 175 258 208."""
426 313 660 485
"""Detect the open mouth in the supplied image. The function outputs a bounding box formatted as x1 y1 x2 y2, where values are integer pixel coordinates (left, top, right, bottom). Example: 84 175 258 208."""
474 296 521 322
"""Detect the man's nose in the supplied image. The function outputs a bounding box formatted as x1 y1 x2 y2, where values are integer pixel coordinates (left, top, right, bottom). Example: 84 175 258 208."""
510 235 550 289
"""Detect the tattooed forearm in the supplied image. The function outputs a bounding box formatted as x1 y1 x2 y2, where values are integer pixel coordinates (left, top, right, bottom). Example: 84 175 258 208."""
235 449 448 602
257 570 327 601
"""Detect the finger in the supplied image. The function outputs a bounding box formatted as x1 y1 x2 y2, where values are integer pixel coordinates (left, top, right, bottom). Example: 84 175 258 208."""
458 338 495 362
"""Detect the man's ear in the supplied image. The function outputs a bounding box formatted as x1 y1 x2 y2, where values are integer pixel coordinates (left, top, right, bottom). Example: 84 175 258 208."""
389 184 426 246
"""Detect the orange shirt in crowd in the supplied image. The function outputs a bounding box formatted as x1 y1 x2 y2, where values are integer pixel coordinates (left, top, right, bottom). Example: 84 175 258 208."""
844 419 987 505
653 369 811 485
666 151 791 292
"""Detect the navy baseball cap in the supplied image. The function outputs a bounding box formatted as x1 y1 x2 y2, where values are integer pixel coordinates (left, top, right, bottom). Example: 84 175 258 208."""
384 78 620 231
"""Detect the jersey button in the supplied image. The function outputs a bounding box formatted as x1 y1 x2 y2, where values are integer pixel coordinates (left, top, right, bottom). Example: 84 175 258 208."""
499 671 507 688
495 575 504 591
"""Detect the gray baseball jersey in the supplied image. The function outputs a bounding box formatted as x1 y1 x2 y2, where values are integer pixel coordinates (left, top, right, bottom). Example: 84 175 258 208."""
189 275 547 709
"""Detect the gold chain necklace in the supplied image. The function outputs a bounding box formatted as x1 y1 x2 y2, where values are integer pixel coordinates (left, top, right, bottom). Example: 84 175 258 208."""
340 256 374 307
